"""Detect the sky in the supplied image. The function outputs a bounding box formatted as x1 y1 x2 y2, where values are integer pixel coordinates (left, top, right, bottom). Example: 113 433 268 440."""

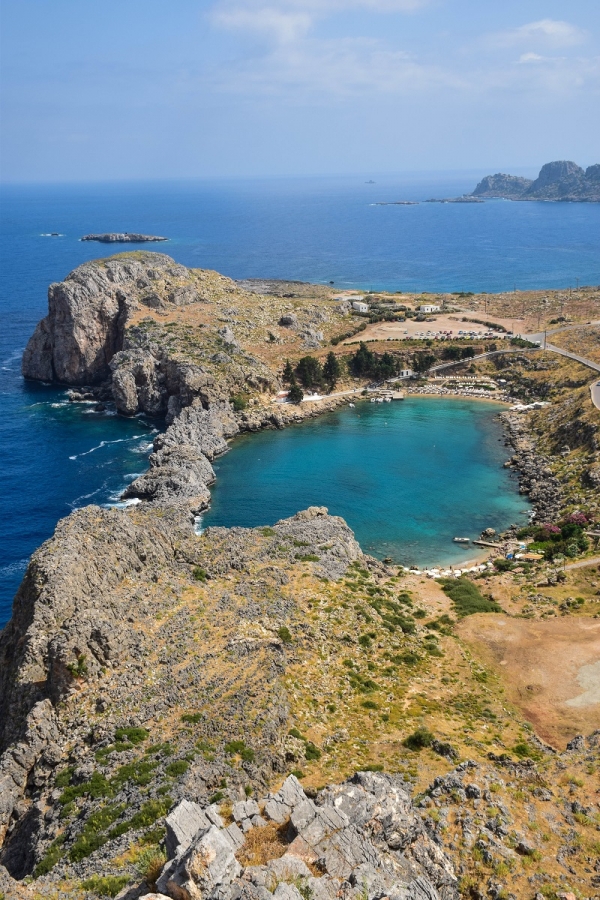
0 0 598 182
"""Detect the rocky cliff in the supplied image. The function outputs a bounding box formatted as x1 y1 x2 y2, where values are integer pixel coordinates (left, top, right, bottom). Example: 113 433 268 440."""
471 160 600 201
471 174 533 200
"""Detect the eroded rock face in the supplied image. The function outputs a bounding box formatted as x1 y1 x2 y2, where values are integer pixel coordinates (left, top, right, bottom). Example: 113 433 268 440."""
22 253 213 385
153 774 458 900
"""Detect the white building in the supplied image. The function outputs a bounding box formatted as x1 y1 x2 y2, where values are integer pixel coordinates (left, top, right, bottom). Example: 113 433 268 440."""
352 300 369 313
418 304 441 313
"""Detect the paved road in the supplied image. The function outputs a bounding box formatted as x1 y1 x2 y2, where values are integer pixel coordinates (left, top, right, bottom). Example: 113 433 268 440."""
564 555 600 571
591 379 600 412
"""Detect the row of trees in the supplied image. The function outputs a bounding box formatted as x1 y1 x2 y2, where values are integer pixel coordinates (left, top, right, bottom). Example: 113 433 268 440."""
283 352 343 402
283 343 443 402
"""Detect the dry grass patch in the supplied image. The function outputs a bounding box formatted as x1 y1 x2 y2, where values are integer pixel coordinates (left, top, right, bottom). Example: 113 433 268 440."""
236 820 290 867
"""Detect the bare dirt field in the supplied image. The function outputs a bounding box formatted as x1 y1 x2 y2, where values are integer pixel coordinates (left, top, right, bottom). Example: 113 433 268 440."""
457 614 600 748
342 312 517 344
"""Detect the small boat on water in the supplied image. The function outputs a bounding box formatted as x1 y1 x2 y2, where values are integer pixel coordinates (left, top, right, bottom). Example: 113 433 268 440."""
348 402 355 408
453 537 470 544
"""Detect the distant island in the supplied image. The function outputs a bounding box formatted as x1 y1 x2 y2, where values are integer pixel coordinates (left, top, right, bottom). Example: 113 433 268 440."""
80 232 169 243
471 160 600 202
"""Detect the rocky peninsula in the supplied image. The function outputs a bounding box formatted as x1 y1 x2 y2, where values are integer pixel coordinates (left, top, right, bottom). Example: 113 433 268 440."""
3 253 600 900
471 160 600 202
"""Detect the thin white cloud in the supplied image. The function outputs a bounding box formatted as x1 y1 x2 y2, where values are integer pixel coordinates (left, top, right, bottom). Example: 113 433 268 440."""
213 7 312 42
211 0 430 43
488 19 587 49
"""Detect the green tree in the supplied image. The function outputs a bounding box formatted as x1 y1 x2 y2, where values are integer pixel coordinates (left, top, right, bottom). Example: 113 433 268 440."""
323 351 342 391
288 381 304 404
282 360 294 383
296 356 323 390
413 352 436 373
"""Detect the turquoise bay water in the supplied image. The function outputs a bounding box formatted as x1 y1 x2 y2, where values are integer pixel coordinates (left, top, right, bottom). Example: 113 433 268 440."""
201 397 530 568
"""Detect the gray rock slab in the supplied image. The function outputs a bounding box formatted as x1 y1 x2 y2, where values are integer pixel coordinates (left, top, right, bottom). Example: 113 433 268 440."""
165 798 210 859
225 821 245 851
273 883 304 900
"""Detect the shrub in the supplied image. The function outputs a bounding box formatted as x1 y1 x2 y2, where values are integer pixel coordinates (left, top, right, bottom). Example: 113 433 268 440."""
259 526 276 536
55 766 75 788
362 700 379 710
513 742 542 761
363 763 384 771
135 845 167 884
278 626 292 643
59 770 112 805
115 727 149 746
33 836 65 877
437 578 502 617
81 875 129 898
181 712 202 724
113 758 158 788
67 654 88 679
165 760 189 778
69 803 126 861
304 742 322 761
109 798 171 838
231 393 248 411
493 558 513 572
403 727 434 750
225 739 246 755
295 553 319 562
192 566 208 582
210 791 225 803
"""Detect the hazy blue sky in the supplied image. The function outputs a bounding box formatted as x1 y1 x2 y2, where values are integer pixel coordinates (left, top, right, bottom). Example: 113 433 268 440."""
1 0 598 182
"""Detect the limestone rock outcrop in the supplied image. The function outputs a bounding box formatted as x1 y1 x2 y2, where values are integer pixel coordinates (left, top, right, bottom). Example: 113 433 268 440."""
152 774 458 900
22 253 200 384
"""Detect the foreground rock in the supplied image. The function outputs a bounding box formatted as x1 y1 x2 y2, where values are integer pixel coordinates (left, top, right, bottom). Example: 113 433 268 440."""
152 773 457 900
81 233 169 243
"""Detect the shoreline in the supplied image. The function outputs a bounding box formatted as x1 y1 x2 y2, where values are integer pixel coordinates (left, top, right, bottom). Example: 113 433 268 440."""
188 388 525 575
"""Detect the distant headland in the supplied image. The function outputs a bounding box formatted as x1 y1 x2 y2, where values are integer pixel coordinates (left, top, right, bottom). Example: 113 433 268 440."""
471 160 600 202
80 232 169 243
375 160 600 205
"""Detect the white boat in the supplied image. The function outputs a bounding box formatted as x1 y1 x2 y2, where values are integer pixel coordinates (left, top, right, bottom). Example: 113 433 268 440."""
348 402 355 408
453 537 470 543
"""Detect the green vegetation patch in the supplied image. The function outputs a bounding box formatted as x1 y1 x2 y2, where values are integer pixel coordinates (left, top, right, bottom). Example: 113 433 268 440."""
69 803 126 861
81 875 129 898
224 740 255 762
34 835 65 877
403 726 434 750
437 577 502 617
115 726 149 746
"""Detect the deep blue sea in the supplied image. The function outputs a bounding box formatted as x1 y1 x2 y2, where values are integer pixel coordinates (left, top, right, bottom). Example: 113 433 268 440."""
1 174 599 626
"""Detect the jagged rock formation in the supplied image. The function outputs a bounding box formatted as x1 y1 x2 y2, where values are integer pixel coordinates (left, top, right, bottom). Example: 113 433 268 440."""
471 160 600 201
21 253 207 384
471 173 533 200
81 234 169 243
0 503 368 894
150 773 458 900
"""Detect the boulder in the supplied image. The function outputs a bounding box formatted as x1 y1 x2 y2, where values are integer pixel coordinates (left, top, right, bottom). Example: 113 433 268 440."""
159 825 241 899
166 800 211 860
